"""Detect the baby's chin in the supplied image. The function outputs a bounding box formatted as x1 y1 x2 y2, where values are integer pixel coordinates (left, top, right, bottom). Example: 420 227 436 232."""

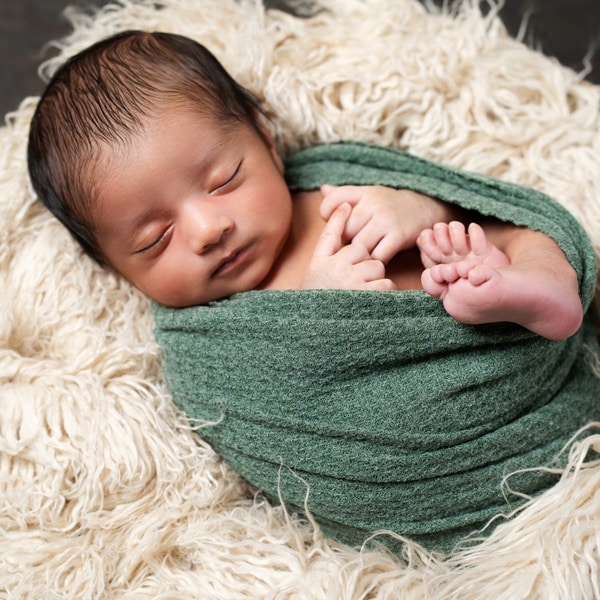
158 284 257 308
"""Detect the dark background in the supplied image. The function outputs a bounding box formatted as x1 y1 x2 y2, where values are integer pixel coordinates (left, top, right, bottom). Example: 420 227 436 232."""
1 0 600 118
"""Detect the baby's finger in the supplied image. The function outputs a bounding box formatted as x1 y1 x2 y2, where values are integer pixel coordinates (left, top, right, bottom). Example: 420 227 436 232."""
349 221 383 255
319 185 363 220
350 256 397 290
313 202 351 257
369 232 407 263
365 278 397 291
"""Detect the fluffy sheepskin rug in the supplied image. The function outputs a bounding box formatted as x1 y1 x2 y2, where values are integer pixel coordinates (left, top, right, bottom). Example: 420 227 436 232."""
2 0 600 597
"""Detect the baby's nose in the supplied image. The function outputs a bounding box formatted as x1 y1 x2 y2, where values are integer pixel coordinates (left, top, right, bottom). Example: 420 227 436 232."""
183 202 233 254
197 218 233 255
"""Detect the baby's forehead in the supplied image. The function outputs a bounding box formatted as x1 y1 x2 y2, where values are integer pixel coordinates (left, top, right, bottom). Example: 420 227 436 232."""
89 109 243 201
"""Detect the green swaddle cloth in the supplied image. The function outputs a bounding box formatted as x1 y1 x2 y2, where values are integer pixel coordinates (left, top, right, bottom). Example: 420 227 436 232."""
152 142 600 553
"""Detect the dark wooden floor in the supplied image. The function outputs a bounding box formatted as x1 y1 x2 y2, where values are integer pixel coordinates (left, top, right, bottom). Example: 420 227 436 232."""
1 0 599 118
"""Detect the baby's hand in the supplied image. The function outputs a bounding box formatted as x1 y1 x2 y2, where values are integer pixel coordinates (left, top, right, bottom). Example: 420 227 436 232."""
320 185 449 263
301 203 396 291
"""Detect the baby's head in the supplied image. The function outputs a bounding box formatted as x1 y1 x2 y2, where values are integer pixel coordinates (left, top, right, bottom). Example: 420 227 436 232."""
27 31 292 306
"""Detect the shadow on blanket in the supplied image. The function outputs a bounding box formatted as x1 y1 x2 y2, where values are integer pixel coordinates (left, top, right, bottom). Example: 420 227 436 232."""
2 0 600 598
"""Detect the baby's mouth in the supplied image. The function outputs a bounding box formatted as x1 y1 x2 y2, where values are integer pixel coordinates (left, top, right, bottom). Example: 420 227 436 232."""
212 246 248 278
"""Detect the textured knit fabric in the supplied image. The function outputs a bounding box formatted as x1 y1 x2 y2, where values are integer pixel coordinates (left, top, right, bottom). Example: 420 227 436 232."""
152 142 600 553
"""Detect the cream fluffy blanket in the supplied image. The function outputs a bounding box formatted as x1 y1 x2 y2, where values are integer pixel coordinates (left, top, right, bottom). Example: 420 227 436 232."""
2 0 600 597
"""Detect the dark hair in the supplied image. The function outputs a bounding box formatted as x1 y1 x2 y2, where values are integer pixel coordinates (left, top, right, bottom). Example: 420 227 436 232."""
27 30 267 263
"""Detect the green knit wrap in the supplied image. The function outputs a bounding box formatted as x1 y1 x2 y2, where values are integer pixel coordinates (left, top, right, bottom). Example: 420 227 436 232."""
152 142 600 553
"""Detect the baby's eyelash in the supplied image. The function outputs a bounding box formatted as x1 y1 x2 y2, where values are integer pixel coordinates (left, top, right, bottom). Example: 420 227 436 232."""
211 161 242 193
137 225 173 254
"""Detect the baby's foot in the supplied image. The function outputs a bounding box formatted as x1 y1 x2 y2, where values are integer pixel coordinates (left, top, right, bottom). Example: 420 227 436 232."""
417 221 509 302
417 221 583 340
418 221 509 272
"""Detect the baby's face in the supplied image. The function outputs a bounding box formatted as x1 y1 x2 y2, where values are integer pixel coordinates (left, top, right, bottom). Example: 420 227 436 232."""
92 111 292 306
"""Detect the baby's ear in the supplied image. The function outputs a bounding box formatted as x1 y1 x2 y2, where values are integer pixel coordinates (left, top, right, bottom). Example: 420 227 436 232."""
271 148 285 174
257 122 276 148
257 124 284 173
